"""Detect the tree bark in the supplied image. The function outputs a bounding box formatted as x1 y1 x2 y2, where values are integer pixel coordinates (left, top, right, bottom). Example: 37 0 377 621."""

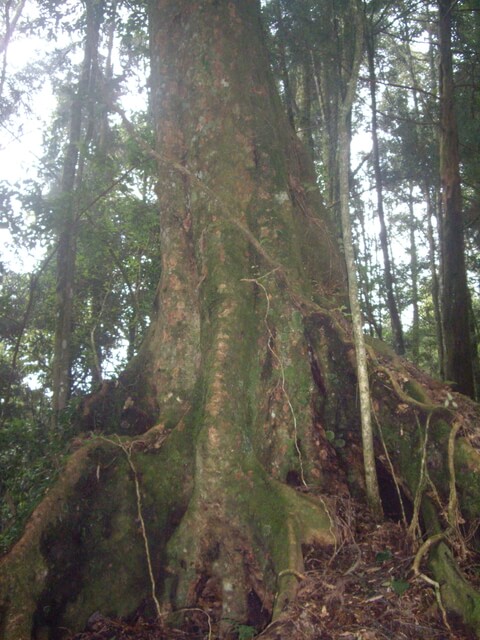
2 2 480 638
438 0 475 397
426 182 445 379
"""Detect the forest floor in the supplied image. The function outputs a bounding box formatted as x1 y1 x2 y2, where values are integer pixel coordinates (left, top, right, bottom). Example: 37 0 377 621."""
67 506 478 640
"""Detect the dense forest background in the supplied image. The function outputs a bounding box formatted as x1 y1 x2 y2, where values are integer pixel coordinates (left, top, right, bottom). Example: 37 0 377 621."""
0 0 479 558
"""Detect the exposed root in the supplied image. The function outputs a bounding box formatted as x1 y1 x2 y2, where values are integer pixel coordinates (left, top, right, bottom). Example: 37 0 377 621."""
375 363 453 415
277 569 306 582
447 420 468 559
408 412 432 542
412 531 451 631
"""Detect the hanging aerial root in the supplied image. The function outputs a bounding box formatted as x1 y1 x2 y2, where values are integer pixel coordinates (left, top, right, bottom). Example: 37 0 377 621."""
407 412 432 541
241 274 306 487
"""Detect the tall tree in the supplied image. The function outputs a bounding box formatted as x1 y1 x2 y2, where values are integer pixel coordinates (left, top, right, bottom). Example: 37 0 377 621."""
337 0 382 517
407 183 420 361
426 182 445 376
437 0 475 397
2 2 480 638
51 0 103 422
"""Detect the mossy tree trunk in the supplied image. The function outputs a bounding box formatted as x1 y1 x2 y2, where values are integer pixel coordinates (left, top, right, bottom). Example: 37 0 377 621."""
2 2 480 638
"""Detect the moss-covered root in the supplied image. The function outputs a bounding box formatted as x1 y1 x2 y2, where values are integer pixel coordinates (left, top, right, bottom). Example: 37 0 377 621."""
270 484 335 618
0 430 194 640
0 442 103 640
429 541 480 635
420 499 480 636
164 469 335 630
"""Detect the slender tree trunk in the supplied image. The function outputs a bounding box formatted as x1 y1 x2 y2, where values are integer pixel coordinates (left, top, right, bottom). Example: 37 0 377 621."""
408 184 420 362
437 0 474 397
470 298 480 401
358 206 382 339
309 0 344 215
299 57 315 160
51 133 80 420
337 0 382 519
366 31 405 355
274 0 296 129
85 4 119 390
425 182 445 378
51 0 102 423
311 52 339 212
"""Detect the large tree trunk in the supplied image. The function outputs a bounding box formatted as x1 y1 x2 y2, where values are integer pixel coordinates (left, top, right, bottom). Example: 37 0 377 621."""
438 0 475 397
2 2 480 638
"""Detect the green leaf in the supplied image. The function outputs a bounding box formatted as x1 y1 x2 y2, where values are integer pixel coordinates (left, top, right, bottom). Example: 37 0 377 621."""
237 624 256 640
375 549 392 563
391 578 410 596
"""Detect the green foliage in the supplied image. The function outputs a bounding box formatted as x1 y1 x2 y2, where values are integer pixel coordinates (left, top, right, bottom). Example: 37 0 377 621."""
0 0 160 553
236 624 257 640
0 413 74 554
225 620 257 640
375 551 410 596
375 549 392 563
325 430 346 449
390 578 410 596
